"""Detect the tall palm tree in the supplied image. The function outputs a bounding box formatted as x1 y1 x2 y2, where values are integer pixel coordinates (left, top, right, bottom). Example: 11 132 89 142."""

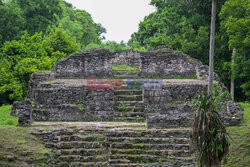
208 0 217 98
230 48 236 101
192 1 230 167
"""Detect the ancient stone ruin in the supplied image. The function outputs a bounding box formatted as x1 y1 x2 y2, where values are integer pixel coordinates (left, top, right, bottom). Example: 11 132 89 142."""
12 47 243 166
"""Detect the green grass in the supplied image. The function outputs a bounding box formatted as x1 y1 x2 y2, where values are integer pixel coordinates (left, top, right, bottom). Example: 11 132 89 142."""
0 105 18 127
222 102 250 167
0 105 50 166
112 64 139 71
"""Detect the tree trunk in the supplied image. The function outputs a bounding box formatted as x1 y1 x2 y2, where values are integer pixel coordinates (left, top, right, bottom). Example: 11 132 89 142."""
208 0 217 98
230 48 236 101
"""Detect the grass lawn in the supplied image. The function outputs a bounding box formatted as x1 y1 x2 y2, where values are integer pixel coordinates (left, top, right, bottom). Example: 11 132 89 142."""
0 105 18 126
222 102 250 167
0 105 49 167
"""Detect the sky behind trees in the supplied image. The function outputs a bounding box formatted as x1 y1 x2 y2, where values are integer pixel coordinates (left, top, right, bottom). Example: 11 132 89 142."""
65 0 155 42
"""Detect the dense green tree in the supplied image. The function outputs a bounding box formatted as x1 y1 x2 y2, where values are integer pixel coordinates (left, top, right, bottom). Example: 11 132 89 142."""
45 27 79 55
0 1 25 43
0 0 106 104
129 0 249 101
129 0 227 63
58 1 105 48
85 41 130 52
16 0 63 34
220 0 250 101
0 0 105 47
0 28 78 103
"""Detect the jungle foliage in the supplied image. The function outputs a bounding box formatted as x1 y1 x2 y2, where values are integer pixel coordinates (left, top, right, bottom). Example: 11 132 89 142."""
128 0 250 102
0 0 106 104
0 0 249 104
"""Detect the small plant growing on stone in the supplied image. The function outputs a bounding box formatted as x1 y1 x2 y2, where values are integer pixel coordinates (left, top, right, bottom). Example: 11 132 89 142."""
77 104 85 109
117 104 129 112
192 91 230 167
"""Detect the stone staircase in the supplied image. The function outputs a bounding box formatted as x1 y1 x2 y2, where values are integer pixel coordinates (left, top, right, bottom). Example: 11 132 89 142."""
114 89 145 122
45 129 108 167
106 128 195 167
32 125 196 167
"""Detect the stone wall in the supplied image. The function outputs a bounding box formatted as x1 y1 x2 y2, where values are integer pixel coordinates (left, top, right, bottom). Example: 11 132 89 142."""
33 81 87 108
144 80 207 128
144 81 207 112
86 89 114 111
52 49 113 79
32 104 86 121
31 79 114 121
11 99 32 116
219 100 244 126
112 49 141 67
147 100 244 128
139 49 199 78
11 99 32 126
144 79 243 128
27 71 55 98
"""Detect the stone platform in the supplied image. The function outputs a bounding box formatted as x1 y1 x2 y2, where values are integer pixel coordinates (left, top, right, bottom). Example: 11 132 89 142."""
30 79 207 123
11 48 244 167
31 121 195 167
12 48 243 126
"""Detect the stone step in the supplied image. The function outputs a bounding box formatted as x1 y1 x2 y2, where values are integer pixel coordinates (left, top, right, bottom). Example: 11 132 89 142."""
109 143 190 150
69 162 108 167
115 95 143 101
81 115 145 122
115 101 143 107
126 106 145 112
108 161 196 167
114 70 138 75
58 148 107 156
105 137 189 144
110 149 192 157
60 135 105 142
78 130 106 135
114 90 143 96
82 116 114 122
106 129 191 138
108 159 131 164
147 114 192 129
112 112 146 117
113 75 137 79
114 117 145 122
110 154 158 163
114 106 145 112
58 155 107 163
113 74 138 77
57 141 103 149
109 154 194 164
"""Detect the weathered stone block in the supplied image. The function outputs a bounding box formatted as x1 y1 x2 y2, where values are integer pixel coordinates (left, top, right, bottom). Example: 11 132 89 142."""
112 50 141 67
52 49 112 79
14 100 32 126
32 104 87 121
11 99 32 116
27 71 55 98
